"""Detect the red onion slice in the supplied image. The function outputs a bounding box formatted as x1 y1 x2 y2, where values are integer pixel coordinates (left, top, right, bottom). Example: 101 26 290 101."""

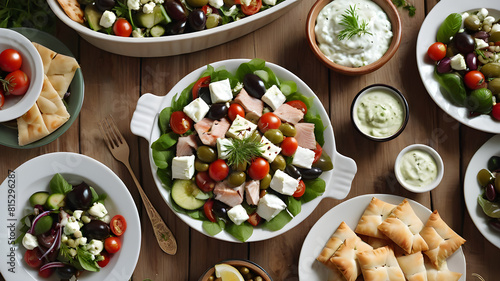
40 227 62 260
40 261 66 272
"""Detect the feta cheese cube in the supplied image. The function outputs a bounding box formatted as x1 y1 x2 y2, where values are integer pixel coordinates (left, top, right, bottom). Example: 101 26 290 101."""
76 237 87 246
259 136 282 163
475 38 489 49
64 220 81 235
292 146 315 169
208 0 223 8
450 54 466 71
73 210 83 220
226 115 257 140
99 11 116 28
88 202 108 218
87 240 104 255
240 0 251 7
100 214 111 224
256 194 287 221
143 1 156 13
227 205 249 225
461 12 469 22
217 138 232 159
22 233 39 250
209 79 233 103
263 0 276 5
484 16 495 26
132 28 145 38
183 98 210 123
172 155 196 180
270 170 299 195
262 85 286 110
492 23 500 33
478 8 488 20
128 0 141 10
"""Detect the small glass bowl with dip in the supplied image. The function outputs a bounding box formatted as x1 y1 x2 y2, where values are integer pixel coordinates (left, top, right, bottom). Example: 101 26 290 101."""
394 144 444 193
351 84 409 141
198 259 273 281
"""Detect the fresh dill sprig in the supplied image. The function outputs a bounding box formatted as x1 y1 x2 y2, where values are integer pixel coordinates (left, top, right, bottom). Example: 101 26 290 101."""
224 137 263 167
337 5 372 41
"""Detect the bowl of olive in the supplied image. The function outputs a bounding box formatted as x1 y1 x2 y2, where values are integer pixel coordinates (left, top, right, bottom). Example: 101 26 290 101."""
198 259 272 281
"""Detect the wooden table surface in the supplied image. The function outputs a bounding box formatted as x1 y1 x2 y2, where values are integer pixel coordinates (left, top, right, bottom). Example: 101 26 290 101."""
1 0 499 280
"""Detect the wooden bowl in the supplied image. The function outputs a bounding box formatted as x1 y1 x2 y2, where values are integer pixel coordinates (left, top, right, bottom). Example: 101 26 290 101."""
306 0 402 75
198 260 273 281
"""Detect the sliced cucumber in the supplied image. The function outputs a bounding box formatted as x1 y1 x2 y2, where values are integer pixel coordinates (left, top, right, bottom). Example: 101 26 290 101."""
136 5 171 29
29 191 49 207
85 5 102 31
45 193 66 210
150 25 166 37
254 70 269 83
171 180 205 210
194 190 211 200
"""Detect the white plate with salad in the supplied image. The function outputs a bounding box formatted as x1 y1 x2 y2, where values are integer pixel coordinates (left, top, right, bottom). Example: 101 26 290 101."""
131 58 356 242
0 152 141 281
464 134 500 249
416 0 500 133
298 194 466 281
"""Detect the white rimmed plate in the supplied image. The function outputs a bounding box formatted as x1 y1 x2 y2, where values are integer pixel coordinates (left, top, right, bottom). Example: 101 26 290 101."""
298 194 466 280
464 134 500 249
0 152 141 281
416 0 500 133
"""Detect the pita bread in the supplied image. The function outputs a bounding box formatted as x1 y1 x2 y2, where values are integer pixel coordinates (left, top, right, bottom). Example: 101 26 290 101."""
425 259 461 281
420 211 466 268
396 252 427 281
17 104 50 146
356 197 396 239
38 75 70 132
330 236 373 281
57 0 84 24
357 246 405 281
32 43 56 74
47 53 80 98
317 221 357 271
378 199 429 254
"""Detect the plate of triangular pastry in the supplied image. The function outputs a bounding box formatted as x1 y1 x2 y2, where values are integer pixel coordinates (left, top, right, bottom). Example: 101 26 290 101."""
299 194 466 281
0 28 83 148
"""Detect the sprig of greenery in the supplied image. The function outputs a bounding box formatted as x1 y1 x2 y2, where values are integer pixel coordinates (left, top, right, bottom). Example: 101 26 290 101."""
338 5 372 41
224 137 263 167
392 0 416 17
0 0 56 32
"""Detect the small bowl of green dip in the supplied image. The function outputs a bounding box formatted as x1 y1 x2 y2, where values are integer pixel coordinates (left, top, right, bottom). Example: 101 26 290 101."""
351 84 409 142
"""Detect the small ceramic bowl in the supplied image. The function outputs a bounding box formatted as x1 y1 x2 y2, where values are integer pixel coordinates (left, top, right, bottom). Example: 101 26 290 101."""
0 28 44 122
198 259 273 281
305 0 401 75
351 84 409 142
394 144 444 193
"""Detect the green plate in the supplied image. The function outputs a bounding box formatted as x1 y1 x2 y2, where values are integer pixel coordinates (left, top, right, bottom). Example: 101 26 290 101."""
0 28 84 149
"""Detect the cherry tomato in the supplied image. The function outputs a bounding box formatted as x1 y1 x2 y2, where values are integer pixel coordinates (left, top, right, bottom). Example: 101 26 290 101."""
4 70 29 96
110 215 127 236
240 0 262 15
258 112 281 133
0 91 4 109
293 180 306 198
228 103 245 121
247 212 261 226
203 198 217 222
192 76 210 99
24 248 43 268
38 267 55 278
104 237 122 254
208 159 229 181
492 103 500 121
312 142 323 163
0 49 22 72
196 171 216 192
427 42 447 61
248 157 269 180
281 137 298 156
97 251 111 268
170 111 193 134
286 100 307 115
113 18 132 37
464 70 486 90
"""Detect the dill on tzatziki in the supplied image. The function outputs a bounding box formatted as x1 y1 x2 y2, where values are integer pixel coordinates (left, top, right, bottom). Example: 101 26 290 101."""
315 0 393 67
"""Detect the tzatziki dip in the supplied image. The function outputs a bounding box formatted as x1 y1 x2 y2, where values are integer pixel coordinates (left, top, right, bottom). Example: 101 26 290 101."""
399 150 438 188
315 0 393 67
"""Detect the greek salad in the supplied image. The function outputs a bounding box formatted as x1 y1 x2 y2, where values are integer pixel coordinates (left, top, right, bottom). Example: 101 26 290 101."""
427 8 500 119
151 59 333 242
477 156 500 233
74 0 284 37
17 174 127 280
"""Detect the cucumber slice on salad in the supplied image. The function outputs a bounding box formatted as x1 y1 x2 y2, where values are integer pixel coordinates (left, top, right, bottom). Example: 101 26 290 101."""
171 180 206 210
136 5 171 29
29 191 49 207
84 5 102 31
45 193 66 210
150 25 166 37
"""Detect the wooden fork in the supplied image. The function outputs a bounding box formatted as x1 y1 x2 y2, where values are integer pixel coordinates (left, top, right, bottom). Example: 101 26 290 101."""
99 115 177 255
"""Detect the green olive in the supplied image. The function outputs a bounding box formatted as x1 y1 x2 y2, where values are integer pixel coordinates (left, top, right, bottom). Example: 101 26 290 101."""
255 277 263 281
464 14 481 31
239 267 250 275
232 161 248 172
260 173 272 189
494 176 500 194
207 275 215 281
186 0 208 7
477 168 494 187
246 112 260 125
206 14 221 29
313 152 334 171
195 159 209 172
488 78 500 95
228 171 246 186
249 130 261 143
489 32 500 43
481 63 500 79
465 88 493 114
271 155 286 171
264 129 284 144
197 146 217 163
279 123 296 137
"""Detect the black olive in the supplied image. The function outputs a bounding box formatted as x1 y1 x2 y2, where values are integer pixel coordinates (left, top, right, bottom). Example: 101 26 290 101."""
95 0 115 12
37 232 57 249
212 200 229 222
453 32 475 54
296 167 323 180
285 164 301 179
56 265 78 279
65 182 93 211
206 103 228 120
81 220 110 240
165 19 187 35
198 87 212 105
243 74 266 99
164 1 187 21
188 9 206 31
488 156 500 172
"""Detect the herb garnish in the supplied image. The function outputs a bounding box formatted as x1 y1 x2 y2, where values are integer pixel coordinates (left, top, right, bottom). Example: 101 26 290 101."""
224 137 263 167
338 5 372 41
392 0 416 17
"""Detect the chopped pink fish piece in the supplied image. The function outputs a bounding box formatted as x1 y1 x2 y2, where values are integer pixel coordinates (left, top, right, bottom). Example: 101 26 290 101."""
273 103 304 125
176 135 198 156
245 180 260 206
294 122 316 149
234 88 264 117
194 117 230 146
214 180 244 207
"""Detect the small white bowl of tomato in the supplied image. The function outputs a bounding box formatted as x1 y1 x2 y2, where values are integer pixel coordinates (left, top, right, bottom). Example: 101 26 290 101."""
0 28 44 122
